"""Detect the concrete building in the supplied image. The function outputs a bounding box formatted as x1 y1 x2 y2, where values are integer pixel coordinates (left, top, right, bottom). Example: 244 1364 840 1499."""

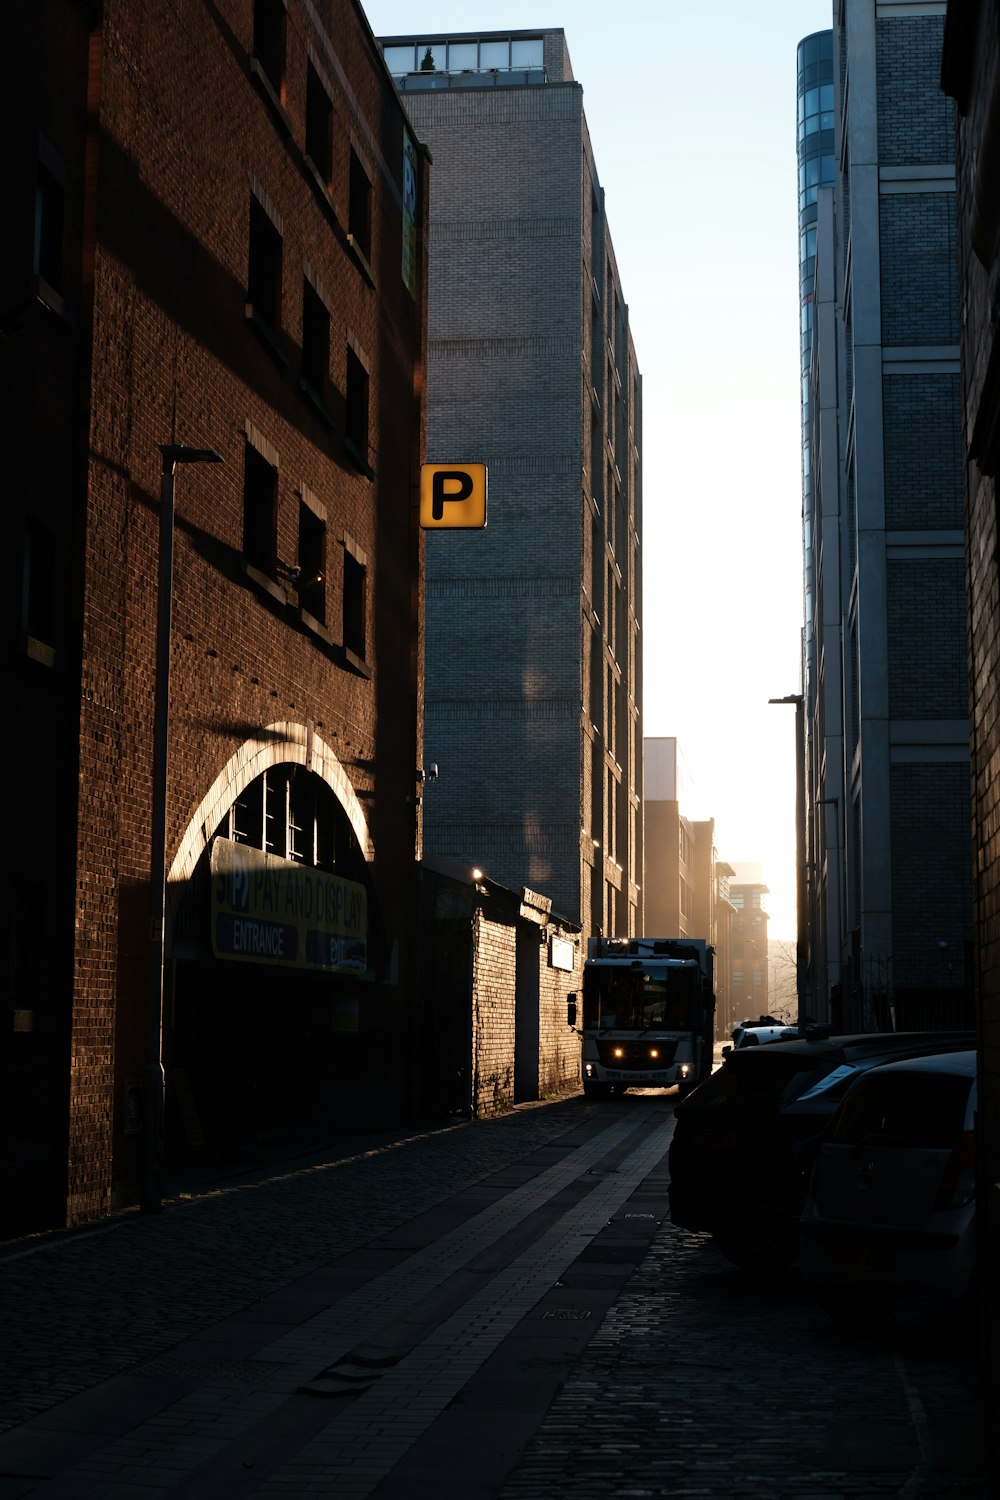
378 30 643 945
801 0 972 1031
941 1 1000 1483
2 0 430 1234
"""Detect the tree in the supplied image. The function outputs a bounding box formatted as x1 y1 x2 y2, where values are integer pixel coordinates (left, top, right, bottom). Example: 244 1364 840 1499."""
419 47 436 72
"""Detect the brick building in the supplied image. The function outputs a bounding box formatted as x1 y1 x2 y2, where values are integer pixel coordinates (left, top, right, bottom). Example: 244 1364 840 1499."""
941 0 1000 1484
729 870 771 1027
801 0 972 1030
419 859 582 1118
642 737 734 1036
377 30 643 946
2 0 430 1235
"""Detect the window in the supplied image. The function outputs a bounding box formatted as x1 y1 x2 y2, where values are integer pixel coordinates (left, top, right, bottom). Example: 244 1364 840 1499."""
252 0 286 99
348 150 372 262
301 278 330 402
228 768 352 875
22 518 55 647
248 195 282 331
511 38 544 69
243 441 277 574
305 63 333 187
297 499 326 623
264 767 286 855
343 541 367 661
448 42 477 70
34 164 65 295
345 347 370 470
480 39 509 69
383 44 416 75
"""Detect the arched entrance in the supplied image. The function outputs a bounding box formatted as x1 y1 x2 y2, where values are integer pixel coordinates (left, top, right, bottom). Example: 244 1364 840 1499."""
163 723 380 1165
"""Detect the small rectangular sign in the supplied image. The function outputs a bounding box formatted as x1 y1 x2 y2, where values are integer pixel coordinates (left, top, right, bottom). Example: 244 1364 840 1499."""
420 464 487 529
549 936 576 972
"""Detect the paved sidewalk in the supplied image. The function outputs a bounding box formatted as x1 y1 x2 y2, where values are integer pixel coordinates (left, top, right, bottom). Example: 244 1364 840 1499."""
0 1092 988 1499
0 1097 594 1435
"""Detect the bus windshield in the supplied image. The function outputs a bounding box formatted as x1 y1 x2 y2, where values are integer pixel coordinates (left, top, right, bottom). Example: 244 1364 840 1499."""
582 965 698 1030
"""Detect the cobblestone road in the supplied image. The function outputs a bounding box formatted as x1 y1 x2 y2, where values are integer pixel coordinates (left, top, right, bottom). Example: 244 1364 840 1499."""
0 1092 987 1499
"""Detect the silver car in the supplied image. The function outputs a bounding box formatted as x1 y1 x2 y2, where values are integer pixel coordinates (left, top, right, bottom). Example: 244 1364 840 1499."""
799 1049 977 1322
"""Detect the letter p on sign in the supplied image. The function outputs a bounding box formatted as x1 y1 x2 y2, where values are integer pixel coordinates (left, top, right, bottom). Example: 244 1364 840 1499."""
420 464 487 529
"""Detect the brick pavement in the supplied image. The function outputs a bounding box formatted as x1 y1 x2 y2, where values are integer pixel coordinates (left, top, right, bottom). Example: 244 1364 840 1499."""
0 1099 595 1434
0 1093 988 1499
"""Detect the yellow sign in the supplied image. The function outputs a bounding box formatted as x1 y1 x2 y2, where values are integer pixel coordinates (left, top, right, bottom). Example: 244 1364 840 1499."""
420 464 488 529
210 838 367 973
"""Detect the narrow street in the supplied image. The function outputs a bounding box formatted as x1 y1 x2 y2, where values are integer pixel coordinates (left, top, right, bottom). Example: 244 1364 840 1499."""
0 1094 986 1499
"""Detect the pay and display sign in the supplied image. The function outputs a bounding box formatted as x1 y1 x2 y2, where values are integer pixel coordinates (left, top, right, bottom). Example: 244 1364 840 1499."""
420 464 487 529
210 837 367 974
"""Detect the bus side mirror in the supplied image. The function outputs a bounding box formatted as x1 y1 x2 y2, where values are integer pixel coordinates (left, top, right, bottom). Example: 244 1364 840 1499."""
567 994 577 1028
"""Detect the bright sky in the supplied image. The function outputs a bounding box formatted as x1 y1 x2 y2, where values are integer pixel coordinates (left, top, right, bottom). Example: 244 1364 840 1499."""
362 0 834 938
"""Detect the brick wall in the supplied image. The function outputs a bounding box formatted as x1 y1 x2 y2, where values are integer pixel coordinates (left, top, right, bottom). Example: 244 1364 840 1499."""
886 557 967 718
400 60 642 939
471 913 517 1117
879 194 958 345
6 0 428 1229
876 16 954 165
882 373 963 528
889 762 973 997
944 0 1000 1475
537 954 583 1097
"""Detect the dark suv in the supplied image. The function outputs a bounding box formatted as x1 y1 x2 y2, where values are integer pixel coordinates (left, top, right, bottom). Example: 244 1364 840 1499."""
667 1030 975 1268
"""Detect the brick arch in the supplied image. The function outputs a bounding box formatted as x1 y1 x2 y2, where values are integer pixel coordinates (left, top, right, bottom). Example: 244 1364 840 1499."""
167 721 372 891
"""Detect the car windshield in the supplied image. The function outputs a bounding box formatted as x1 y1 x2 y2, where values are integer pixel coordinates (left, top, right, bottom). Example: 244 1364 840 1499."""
829 1071 972 1148
582 966 695 1029
685 1051 831 1111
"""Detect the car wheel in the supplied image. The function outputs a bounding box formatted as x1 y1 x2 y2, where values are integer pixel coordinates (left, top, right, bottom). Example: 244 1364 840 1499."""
583 1080 611 1099
712 1225 798 1271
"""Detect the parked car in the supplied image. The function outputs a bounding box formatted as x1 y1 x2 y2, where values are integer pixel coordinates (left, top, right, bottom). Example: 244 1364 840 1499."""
728 1021 799 1052
799 1049 978 1323
667 1030 975 1269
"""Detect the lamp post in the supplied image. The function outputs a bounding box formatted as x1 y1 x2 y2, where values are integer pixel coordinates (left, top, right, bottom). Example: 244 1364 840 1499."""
142 443 223 1214
769 694 806 1028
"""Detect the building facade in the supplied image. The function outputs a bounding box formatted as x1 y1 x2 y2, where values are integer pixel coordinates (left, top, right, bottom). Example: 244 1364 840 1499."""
801 0 972 1031
3 0 430 1235
941 1 1000 1484
642 738 734 1036
378 30 643 945
797 31 840 1023
729 872 771 1026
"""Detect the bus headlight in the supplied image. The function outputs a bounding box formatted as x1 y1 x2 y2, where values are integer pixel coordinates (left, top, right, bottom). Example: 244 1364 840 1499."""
649 1048 659 1059
613 1047 624 1059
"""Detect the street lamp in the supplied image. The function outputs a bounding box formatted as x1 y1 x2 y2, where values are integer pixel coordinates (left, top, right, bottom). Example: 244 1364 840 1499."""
769 694 806 1028
142 443 223 1214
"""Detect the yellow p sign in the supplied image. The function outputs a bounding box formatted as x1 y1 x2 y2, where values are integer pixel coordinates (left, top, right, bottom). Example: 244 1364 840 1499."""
420 464 488 529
